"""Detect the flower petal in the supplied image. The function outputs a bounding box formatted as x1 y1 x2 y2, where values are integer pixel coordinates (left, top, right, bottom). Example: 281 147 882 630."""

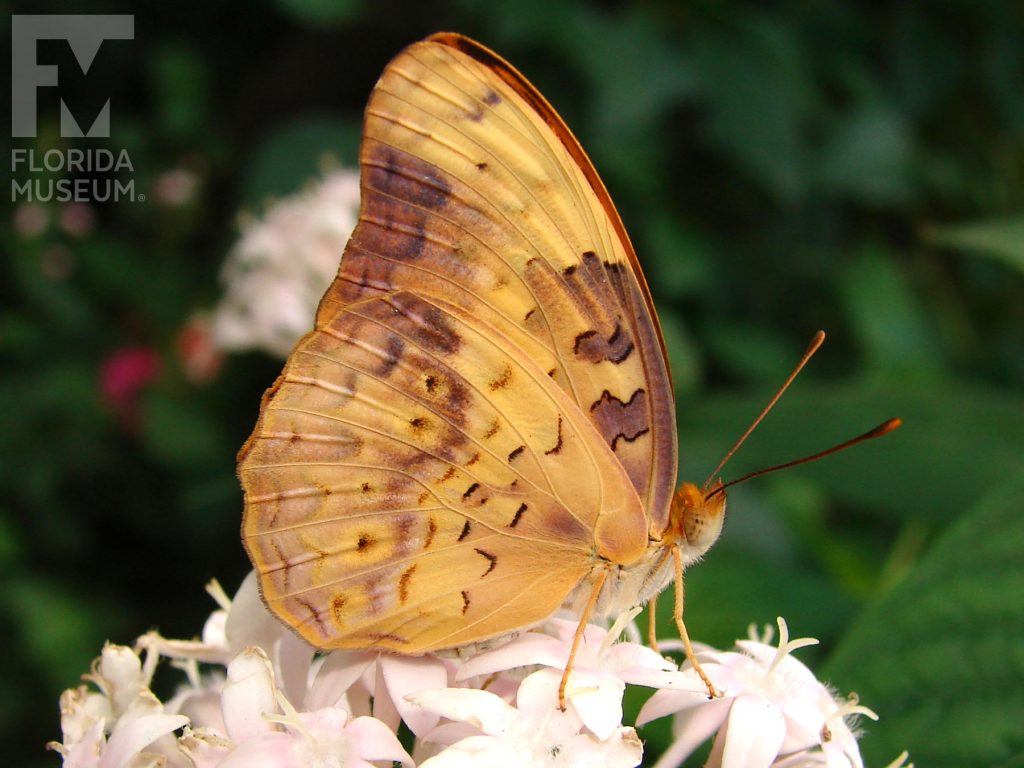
221 647 278 743
306 650 375 710
224 572 285 654
346 715 415 767
408 688 517 737
567 670 625 741
99 713 188 768
381 654 449 737
721 693 786 768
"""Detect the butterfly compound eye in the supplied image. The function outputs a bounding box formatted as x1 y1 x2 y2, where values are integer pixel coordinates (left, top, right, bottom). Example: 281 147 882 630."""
669 482 727 560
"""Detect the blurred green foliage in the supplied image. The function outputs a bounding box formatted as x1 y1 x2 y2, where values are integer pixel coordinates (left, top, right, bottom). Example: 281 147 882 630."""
3 1 1022 766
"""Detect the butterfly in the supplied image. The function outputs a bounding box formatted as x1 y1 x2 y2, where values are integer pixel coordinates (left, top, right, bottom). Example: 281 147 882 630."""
238 32 897 706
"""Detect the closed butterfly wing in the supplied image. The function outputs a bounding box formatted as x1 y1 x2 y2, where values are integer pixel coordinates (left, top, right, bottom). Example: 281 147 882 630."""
319 34 678 533
240 291 649 651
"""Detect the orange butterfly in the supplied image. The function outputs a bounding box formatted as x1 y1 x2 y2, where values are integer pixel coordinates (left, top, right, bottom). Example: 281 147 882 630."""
239 33 898 707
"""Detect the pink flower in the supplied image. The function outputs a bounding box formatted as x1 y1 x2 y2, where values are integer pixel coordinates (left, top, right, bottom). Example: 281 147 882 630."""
99 347 161 407
14 202 49 238
154 168 200 207
177 313 224 384
58 202 95 238
98 346 162 428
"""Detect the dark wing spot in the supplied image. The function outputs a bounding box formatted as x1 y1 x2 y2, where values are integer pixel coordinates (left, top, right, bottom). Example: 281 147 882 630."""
462 482 481 500
399 564 417 604
483 90 501 106
608 340 635 364
476 161 488 171
489 364 512 391
409 416 429 432
357 533 376 552
508 445 525 462
361 482 372 493
563 263 577 276
483 418 501 439
574 329 598 355
466 452 481 466
331 595 348 625
458 519 472 541
574 322 634 364
461 590 471 615
544 415 563 455
438 466 457 483
524 308 536 322
425 374 438 393
508 503 527 528
474 548 497 577
424 517 438 549
364 144 450 211
590 388 651 450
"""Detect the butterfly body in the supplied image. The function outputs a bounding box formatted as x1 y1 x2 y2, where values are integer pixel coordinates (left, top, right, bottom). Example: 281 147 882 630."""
240 33 725 660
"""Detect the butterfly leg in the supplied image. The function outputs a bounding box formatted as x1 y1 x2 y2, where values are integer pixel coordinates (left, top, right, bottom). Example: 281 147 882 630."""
646 546 673 652
647 593 659 652
672 547 718 698
557 568 609 712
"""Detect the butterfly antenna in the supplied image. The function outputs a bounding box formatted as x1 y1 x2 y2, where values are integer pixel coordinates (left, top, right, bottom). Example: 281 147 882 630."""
703 330 826 489
705 417 902 501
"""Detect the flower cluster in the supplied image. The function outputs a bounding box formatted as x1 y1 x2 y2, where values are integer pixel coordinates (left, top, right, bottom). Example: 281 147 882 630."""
50 575 906 768
210 169 361 358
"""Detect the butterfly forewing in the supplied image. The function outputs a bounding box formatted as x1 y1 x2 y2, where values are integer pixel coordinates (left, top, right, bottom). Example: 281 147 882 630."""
318 34 677 532
241 291 648 651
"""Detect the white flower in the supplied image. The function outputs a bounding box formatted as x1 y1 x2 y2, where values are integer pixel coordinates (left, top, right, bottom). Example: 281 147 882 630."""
637 618 875 768
53 573 898 768
458 608 673 740
49 643 190 768
210 170 360 357
411 668 642 768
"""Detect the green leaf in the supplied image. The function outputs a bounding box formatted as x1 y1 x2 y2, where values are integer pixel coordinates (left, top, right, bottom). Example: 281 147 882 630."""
141 391 228 469
703 322 801 386
241 117 361 208
824 469 1024 768
271 0 359 26
678 379 1024 520
690 16 815 203
681 543 857 653
1 577 108 692
837 245 945 379
928 215 1024 273
658 307 703 396
815 104 914 204
150 43 210 140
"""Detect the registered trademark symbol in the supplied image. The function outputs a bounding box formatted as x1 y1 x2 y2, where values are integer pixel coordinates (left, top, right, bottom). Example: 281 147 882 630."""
137 193 146 202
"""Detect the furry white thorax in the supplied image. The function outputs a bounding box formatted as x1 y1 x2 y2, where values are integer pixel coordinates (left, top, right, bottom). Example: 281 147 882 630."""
566 539 710 620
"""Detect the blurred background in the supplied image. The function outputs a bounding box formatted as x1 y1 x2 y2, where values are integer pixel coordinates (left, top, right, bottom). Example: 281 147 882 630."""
4 1 1023 766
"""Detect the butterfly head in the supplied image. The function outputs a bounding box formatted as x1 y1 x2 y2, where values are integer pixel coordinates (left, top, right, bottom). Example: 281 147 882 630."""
667 481 727 562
